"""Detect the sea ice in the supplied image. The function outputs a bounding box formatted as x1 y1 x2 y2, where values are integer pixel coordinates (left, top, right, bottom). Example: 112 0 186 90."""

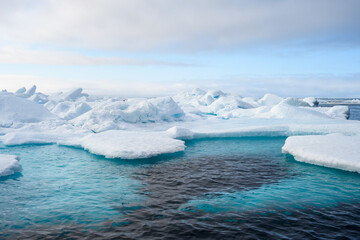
303 97 318 107
282 134 360 173
60 130 186 159
0 154 22 177
72 96 184 132
1 86 359 163
0 92 56 127
258 93 284 106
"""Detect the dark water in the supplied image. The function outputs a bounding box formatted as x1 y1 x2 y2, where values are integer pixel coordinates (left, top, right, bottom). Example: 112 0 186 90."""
349 105 360 120
319 103 360 120
1 137 360 239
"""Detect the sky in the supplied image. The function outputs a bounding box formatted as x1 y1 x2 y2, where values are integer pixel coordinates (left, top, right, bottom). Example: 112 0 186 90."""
0 0 360 97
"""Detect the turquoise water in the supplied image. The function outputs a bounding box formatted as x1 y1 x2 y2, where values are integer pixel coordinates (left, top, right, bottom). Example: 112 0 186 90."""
0 144 143 229
183 158 360 213
1 137 360 239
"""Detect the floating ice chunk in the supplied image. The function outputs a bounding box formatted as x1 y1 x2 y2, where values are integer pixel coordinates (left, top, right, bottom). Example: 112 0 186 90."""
28 92 49 104
303 97 318 107
44 100 58 111
63 102 92 120
15 87 26 94
280 97 310 107
350 99 360 104
241 97 260 107
49 88 86 102
0 154 22 177
326 106 349 119
206 90 225 99
15 85 37 98
166 126 194 139
282 134 360 173
61 88 84 101
61 130 186 159
25 85 36 96
52 102 72 116
192 88 206 96
207 96 253 114
0 93 56 127
123 97 184 123
72 96 184 132
258 93 283 106
202 94 215 105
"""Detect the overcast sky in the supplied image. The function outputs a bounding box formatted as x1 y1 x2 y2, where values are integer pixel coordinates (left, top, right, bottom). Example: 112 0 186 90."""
1 0 360 97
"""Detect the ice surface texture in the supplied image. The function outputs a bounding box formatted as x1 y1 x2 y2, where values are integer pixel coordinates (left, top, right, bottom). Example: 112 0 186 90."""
0 92 55 127
0 154 22 177
282 134 360 173
61 130 185 159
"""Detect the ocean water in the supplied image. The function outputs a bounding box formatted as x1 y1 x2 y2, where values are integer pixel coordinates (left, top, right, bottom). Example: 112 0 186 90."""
349 105 360 120
1 135 360 239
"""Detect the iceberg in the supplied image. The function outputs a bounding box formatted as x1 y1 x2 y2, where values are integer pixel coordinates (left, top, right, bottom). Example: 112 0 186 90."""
282 134 360 173
0 154 22 177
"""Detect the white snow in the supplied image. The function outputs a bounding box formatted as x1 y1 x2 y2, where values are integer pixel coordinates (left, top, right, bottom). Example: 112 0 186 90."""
0 92 56 127
303 97 318 107
25 85 36 96
0 154 22 177
49 88 86 102
71 96 184 132
165 126 194 139
282 134 360 173
0 86 359 161
15 87 26 94
258 93 284 106
61 130 186 159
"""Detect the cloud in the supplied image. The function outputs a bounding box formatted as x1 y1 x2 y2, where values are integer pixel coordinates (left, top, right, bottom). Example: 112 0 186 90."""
0 74 196 97
202 74 360 98
0 0 359 51
0 47 191 66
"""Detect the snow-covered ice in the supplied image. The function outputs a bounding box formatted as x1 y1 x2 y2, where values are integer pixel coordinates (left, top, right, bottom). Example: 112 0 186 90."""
0 154 22 177
0 86 359 164
0 92 55 127
282 134 360 173
61 130 185 159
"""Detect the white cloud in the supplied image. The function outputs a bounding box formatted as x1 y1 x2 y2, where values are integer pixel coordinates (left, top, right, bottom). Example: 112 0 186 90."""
0 74 196 97
0 47 189 66
0 0 359 51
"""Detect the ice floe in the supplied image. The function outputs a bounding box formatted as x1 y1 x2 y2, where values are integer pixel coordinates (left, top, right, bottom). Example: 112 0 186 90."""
0 154 22 177
60 130 185 159
282 134 360 173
